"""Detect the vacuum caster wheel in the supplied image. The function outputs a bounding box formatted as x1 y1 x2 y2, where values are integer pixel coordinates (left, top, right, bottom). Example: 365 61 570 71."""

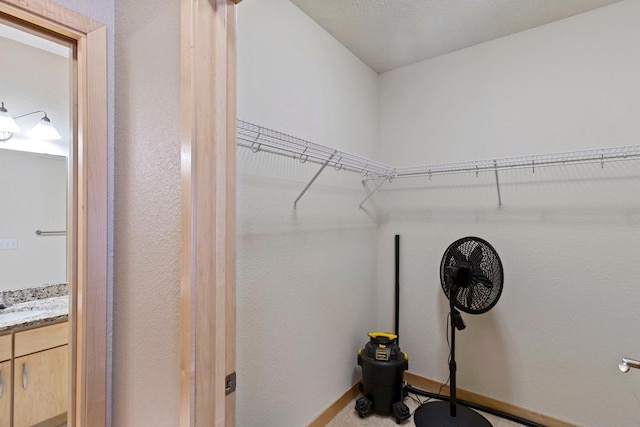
355 396 373 418
392 401 410 424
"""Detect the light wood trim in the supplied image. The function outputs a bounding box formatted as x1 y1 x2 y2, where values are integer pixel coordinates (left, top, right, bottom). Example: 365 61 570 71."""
180 0 237 426
307 382 360 427
404 372 578 427
225 1 237 424
0 334 11 362
14 322 69 357
77 23 108 427
32 412 68 427
0 0 102 33
69 31 82 427
0 2 108 427
178 0 193 421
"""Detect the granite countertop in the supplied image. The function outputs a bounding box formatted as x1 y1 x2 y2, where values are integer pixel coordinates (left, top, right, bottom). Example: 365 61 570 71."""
0 295 69 333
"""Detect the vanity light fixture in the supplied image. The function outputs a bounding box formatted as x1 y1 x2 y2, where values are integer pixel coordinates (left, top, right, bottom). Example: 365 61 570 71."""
0 101 62 142
22 111 62 140
0 102 21 141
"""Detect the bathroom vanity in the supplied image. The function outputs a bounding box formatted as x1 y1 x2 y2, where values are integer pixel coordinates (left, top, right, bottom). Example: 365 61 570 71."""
0 294 69 427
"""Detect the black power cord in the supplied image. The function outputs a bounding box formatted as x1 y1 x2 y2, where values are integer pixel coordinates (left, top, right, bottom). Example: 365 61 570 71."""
404 383 548 427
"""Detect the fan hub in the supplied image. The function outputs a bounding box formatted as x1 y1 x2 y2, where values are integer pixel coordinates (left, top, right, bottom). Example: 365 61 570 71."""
445 265 472 287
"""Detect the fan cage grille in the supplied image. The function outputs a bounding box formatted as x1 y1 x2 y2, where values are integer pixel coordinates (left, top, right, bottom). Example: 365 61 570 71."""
440 237 504 314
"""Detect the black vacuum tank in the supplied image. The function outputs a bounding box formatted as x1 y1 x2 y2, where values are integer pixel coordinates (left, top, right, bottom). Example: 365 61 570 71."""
356 331 410 423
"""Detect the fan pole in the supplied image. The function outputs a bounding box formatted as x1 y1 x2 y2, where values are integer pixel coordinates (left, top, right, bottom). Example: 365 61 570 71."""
395 234 400 344
449 282 458 417
413 269 493 426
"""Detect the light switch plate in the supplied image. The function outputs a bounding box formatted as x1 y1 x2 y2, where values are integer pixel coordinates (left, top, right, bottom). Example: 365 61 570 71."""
0 239 18 250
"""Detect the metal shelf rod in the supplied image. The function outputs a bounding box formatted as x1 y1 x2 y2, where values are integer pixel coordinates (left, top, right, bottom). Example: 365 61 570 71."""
35 230 66 236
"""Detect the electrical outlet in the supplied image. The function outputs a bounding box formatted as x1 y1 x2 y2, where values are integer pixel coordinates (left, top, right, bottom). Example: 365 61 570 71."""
0 239 18 250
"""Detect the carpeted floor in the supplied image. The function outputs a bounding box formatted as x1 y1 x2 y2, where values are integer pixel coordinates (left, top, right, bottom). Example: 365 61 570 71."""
326 395 526 426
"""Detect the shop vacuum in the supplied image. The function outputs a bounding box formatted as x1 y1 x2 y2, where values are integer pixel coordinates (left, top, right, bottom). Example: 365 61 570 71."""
354 235 411 424
356 331 410 423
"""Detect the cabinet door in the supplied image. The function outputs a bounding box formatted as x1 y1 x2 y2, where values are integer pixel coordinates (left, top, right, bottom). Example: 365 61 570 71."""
0 360 10 427
0 335 10 363
13 345 69 427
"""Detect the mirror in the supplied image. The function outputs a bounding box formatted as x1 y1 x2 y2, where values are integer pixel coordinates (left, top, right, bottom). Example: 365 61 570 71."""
0 21 71 294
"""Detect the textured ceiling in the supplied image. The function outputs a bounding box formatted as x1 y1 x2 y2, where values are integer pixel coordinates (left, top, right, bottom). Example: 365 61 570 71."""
289 0 623 73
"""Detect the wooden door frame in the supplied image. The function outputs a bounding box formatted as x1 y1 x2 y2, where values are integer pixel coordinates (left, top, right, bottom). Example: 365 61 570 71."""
180 0 240 425
0 1 107 426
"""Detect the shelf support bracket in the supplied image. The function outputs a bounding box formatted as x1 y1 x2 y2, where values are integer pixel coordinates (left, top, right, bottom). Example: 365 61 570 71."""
294 151 337 208
359 175 391 209
494 160 502 208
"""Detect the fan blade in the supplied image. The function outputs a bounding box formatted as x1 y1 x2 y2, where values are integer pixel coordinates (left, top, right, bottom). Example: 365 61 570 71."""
451 247 467 265
467 282 474 309
469 244 484 267
473 273 494 289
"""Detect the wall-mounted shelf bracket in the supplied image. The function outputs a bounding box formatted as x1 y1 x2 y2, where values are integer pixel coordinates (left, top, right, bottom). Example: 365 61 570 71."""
494 160 502 208
294 151 336 208
359 175 392 209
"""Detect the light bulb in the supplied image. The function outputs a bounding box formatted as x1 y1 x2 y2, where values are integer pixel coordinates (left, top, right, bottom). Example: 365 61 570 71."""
29 116 62 140
0 102 21 141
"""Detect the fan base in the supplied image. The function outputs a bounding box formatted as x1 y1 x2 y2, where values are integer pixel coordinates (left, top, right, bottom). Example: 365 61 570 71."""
414 401 492 426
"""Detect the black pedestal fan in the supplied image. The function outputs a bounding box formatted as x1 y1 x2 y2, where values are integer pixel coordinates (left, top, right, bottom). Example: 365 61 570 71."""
414 237 504 427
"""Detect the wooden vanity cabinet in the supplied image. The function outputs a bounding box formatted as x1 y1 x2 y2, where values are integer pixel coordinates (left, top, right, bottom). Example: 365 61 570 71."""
1 322 68 427
0 334 11 427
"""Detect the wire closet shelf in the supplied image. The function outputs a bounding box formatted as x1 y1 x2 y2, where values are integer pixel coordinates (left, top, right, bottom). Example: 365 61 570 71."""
395 145 640 178
236 119 640 207
237 120 395 179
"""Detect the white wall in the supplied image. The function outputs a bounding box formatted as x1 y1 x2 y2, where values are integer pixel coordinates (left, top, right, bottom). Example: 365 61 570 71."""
236 0 380 425
378 2 640 165
112 0 182 425
53 0 179 425
377 2 640 426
